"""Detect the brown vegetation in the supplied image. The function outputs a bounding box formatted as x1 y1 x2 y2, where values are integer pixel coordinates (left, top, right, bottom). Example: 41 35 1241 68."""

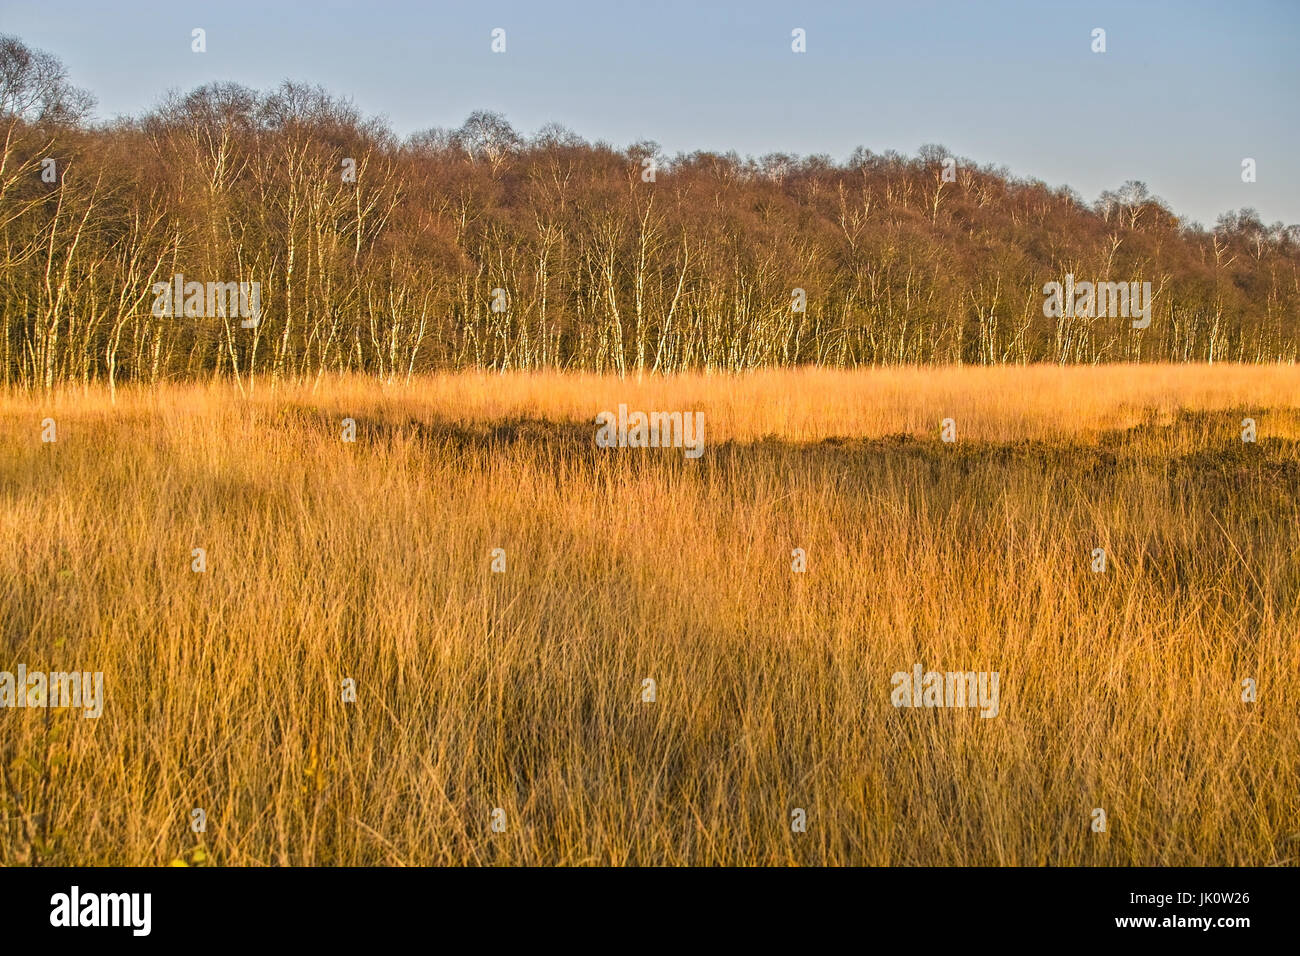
2 34 1299 390
1 365 1296 865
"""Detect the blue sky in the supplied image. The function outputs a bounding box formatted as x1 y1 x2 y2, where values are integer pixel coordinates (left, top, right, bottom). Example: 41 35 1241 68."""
2 0 1296 227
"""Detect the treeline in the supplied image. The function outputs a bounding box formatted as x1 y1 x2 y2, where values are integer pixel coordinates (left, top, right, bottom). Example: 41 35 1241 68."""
2 34 1298 390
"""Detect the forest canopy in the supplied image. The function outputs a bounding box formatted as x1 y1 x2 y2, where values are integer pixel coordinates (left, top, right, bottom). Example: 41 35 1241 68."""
2 34 1297 389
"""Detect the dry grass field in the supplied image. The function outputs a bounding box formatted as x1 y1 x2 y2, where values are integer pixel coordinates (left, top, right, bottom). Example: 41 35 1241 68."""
1 364 1298 866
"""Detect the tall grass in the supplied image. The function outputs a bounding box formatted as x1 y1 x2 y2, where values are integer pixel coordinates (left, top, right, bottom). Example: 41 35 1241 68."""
1 364 1297 865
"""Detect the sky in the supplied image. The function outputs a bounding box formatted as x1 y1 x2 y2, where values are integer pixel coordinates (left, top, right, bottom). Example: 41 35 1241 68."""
2 0 1297 228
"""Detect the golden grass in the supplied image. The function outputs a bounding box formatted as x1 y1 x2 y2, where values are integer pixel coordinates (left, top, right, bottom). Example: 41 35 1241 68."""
1 364 1297 865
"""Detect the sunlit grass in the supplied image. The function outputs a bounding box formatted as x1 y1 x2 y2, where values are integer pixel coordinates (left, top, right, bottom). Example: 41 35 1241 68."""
1 364 1297 865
